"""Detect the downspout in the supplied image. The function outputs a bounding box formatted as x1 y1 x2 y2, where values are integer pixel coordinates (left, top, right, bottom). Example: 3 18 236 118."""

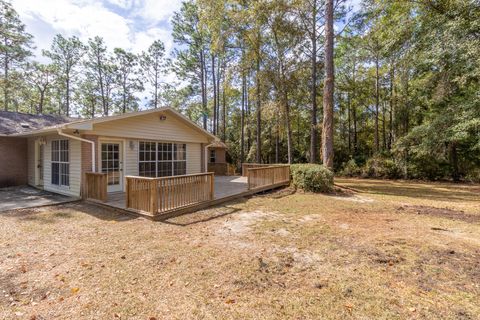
57 128 96 172
204 144 209 173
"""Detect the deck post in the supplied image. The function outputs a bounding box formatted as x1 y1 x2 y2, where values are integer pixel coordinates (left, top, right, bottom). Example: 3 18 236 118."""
150 179 157 215
209 173 214 200
125 177 129 209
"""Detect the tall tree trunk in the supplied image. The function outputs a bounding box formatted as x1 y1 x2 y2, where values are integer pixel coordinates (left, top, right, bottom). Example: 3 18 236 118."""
352 58 357 156
96 54 107 116
255 44 262 163
200 50 207 129
275 125 279 163
154 64 159 108
450 142 459 182
246 74 251 154
297 110 301 156
211 54 217 135
322 0 335 170
310 0 318 163
347 92 351 154
374 54 380 152
389 63 395 149
222 80 226 142
404 65 410 135
285 93 293 164
38 90 45 114
65 75 70 116
3 38 9 111
241 74 246 163
217 57 222 134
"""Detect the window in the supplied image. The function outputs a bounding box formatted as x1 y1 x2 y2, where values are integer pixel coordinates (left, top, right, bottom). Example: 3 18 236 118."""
209 149 216 163
139 142 187 177
173 144 186 175
51 140 69 186
139 142 157 177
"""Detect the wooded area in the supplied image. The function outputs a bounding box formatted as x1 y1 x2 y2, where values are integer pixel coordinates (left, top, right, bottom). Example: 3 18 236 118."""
1 0 479 181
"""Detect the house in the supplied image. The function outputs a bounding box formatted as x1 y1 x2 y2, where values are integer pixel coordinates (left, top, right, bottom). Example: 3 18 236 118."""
0 108 225 197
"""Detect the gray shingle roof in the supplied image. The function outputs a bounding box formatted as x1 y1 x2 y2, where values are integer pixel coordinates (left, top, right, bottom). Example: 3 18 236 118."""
0 111 75 135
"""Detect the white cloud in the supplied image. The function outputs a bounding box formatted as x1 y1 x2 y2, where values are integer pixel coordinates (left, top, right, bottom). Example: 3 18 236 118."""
11 0 180 58
133 0 183 24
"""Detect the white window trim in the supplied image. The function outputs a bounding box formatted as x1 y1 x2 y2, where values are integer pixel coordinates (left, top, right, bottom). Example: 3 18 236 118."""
51 139 70 187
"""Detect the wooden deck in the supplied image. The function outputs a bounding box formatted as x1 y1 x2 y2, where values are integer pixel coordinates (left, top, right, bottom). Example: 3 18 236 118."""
86 165 291 220
97 175 276 220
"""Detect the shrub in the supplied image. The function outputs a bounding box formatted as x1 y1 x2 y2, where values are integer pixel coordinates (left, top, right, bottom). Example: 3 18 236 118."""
340 159 361 177
465 168 480 183
362 156 402 179
290 164 334 193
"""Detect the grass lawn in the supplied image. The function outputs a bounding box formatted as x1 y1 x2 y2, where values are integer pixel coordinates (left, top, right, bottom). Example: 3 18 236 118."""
1 178 479 319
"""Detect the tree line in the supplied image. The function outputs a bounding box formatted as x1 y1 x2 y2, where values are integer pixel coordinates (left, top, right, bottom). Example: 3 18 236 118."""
1 0 479 181
0 0 167 117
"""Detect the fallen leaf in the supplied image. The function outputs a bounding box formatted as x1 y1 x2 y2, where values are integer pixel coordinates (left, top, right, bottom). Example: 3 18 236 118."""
71 287 80 294
225 298 236 304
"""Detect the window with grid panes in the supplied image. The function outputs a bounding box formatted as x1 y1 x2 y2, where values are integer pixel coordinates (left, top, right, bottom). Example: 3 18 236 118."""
139 141 157 177
173 143 186 175
209 149 216 163
51 140 69 186
138 142 187 177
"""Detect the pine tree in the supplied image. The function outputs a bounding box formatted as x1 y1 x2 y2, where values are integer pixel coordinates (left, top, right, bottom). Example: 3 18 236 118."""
0 0 33 111
140 40 166 108
43 34 86 116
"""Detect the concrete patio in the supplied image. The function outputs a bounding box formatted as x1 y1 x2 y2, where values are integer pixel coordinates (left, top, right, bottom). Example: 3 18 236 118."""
0 186 78 212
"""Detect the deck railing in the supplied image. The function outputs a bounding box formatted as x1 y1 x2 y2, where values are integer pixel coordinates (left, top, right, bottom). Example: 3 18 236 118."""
241 163 272 176
247 165 291 190
84 172 107 202
125 173 215 215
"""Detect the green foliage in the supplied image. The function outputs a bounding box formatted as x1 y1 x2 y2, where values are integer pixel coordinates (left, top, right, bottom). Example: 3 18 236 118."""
465 169 480 184
362 156 402 179
339 159 361 177
290 164 334 193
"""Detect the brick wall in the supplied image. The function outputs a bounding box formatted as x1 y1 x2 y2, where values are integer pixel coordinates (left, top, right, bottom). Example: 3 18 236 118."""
0 137 28 187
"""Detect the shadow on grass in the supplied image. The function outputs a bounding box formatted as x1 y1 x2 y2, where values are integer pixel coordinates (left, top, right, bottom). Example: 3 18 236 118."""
68 202 139 222
2 201 139 223
336 179 480 203
160 199 247 227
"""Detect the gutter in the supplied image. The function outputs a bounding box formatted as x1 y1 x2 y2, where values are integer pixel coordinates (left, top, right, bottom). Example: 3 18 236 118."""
57 128 96 172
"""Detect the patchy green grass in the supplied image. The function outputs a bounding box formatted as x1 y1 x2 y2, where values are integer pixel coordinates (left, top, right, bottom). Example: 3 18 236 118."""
0 179 479 319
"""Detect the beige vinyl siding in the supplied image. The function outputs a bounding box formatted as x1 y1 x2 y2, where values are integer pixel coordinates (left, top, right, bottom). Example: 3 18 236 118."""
27 138 36 186
43 134 81 197
124 140 139 177
186 143 201 174
86 112 209 144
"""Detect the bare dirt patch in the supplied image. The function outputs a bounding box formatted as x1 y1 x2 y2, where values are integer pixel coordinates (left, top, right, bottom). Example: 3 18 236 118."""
398 205 480 223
